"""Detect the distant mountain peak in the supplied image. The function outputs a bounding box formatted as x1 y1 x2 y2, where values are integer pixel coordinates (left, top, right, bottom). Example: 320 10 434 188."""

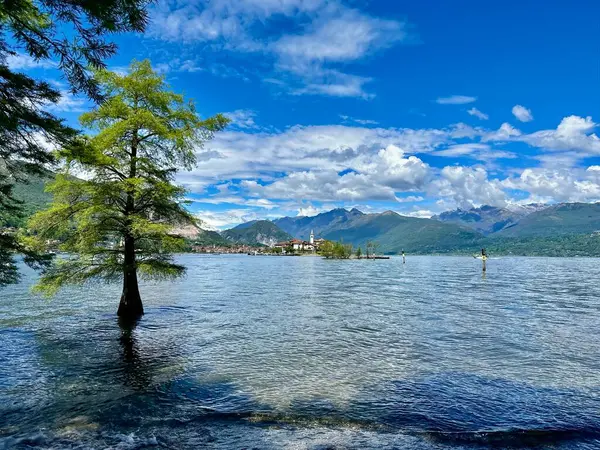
222 220 292 246
434 203 552 235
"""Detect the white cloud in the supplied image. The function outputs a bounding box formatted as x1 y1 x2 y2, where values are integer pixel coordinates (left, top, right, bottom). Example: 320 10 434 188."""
512 104 533 122
434 144 516 163
45 90 87 113
396 195 424 203
435 143 490 157
194 208 264 230
502 167 600 203
402 209 435 219
177 124 451 193
148 0 411 98
479 116 600 157
467 107 489 120
271 7 406 64
224 109 258 129
292 71 374 99
297 204 330 217
432 166 507 209
6 53 56 70
176 114 600 215
482 122 522 142
340 115 378 125
243 170 399 202
240 144 431 203
436 95 477 105
521 116 600 155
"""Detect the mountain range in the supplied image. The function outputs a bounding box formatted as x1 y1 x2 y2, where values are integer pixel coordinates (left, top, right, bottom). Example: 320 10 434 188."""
224 203 600 256
221 220 292 246
6 171 600 255
432 204 547 235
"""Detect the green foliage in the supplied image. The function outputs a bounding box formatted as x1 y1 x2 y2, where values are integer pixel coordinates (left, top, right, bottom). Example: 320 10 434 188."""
28 61 229 295
365 241 379 258
483 233 600 256
321 240 352 259
355 246 362 258
1 0 150 101
0 0 151 286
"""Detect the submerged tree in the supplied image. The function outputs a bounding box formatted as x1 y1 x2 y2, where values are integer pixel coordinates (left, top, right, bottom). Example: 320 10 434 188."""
0 0 151 285
366 241 380 259
27 61 229 319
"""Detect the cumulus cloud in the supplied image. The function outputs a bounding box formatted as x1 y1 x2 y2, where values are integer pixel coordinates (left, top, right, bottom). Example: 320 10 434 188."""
512 104 533 122
177 124 451 192
436 95 477 105
521 116 600 155
467 107 489 120
482 122 522 142
177 114 600 220
239 145 431 203
243 170 399 202
502 167 600 203
432 166 507 209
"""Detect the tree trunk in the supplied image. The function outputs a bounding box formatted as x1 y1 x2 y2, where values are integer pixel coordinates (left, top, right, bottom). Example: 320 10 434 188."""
117 235 143 319
118 122 142 320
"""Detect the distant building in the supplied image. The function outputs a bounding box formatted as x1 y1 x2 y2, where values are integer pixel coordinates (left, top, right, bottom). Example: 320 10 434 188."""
273 230 323 252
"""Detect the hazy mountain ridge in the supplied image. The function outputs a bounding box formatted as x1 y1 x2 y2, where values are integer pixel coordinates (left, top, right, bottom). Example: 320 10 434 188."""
433 204 547 235
321 210 482 254
273 207 364 241
222 220 293 246
493 202 600 237
0 169 53 227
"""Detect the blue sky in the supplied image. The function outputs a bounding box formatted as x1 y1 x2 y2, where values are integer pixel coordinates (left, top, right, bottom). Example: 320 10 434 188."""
9 0 600 229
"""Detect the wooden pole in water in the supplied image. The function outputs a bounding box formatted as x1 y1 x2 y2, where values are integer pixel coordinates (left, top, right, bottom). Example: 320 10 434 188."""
481 248 487 272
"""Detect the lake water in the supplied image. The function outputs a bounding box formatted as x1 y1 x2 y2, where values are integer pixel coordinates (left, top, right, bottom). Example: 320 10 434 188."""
2 255 600 449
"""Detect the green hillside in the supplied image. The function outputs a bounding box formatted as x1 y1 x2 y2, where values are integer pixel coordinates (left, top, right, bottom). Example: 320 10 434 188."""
273 207 364 240
496 203 600 237
433 205 534 235
190 229 230 246
322 211 483 254
1 170 53 227
222 220 292 246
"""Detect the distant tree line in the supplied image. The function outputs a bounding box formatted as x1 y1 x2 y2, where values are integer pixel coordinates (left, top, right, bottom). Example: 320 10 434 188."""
320 240 353 259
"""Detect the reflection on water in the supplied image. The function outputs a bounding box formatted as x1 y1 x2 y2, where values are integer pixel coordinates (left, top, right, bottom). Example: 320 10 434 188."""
1 255 600 449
